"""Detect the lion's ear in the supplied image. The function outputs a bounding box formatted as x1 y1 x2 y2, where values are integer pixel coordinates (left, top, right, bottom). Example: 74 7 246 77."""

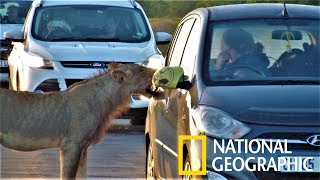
111 70 127 83
125 69 133 79
108 62 121 71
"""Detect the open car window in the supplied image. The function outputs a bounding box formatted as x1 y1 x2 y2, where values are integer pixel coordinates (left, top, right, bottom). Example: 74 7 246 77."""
203 19 320 85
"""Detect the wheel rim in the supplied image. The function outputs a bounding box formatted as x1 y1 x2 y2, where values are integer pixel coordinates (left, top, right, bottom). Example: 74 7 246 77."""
147 145 155 180
182 161 191 180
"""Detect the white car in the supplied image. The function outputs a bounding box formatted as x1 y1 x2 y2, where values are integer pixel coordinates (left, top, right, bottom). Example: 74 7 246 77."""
6 0 172 124
0 0 32 82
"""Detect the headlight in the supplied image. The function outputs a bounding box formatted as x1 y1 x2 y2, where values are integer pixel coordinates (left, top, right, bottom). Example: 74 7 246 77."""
25 54 53 69
138 54 164 69
192 106 251 139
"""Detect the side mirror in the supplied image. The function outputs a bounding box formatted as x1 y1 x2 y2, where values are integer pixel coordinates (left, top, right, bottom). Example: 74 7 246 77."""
4 29 24 42
152 66 192 90
155 32 172 45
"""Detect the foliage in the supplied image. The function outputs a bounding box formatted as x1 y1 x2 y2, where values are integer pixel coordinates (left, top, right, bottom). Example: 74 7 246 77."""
138 0 319 54
138 0 319 18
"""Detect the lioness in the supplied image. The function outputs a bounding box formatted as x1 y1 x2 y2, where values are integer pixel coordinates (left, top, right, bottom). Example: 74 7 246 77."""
0 63 155 179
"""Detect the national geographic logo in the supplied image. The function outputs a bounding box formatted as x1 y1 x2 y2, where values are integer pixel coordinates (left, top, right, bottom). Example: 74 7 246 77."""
178 135 207 176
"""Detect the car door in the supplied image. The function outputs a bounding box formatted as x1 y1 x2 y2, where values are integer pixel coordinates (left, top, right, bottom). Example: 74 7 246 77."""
158 16 199 178
149 22 184 178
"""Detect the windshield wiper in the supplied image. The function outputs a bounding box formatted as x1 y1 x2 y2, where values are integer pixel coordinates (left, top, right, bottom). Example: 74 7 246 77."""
260 80 320 85
48 37 122 42
48 38 78 42
210 79 320 86
78 38 122 42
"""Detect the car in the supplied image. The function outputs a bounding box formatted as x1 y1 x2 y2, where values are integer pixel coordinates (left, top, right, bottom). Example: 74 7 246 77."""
145 3 320 179
6 0 172 124
0 0 32 82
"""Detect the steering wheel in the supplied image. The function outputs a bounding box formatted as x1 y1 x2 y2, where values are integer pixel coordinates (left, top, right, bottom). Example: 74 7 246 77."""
225 65 266 79
45 27 73 40
275 48 305 67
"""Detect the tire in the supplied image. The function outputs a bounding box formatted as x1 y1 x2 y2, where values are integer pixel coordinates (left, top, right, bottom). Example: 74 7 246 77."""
123 108 148 125
132 108 148 125
146 143 156 180
182 153 191 180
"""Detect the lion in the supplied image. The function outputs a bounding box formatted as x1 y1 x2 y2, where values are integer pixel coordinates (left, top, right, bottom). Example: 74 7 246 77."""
0 63 155 179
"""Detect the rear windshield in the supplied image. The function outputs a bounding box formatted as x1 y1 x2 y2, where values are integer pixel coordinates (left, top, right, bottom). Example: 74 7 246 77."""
32 5 151 43
203 19 320 85
0 1 32 24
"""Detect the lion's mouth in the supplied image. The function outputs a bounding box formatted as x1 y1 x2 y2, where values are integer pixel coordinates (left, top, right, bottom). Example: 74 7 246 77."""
145 85 152 94
145 85 159 97
146 85 155 96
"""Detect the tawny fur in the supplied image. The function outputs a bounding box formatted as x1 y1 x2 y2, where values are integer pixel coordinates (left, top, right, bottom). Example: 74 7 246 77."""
0 63 155 179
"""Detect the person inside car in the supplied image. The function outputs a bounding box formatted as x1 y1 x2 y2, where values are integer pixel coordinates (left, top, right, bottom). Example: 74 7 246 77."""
214 28 271 78
45 14 72 40
3 5 23 24
101 16 118 38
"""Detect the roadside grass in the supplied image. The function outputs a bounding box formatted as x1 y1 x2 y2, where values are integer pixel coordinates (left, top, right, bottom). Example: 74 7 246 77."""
149 17 181 55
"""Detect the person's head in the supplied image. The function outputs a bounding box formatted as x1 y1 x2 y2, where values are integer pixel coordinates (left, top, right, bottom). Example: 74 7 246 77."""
122 15 133 31
221 28 263 62
47 14 71 32
7 5 19 22
103 17 117 36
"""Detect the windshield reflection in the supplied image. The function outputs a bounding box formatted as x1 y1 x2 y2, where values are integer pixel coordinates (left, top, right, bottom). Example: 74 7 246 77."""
32 5 150 43
204 19 320 85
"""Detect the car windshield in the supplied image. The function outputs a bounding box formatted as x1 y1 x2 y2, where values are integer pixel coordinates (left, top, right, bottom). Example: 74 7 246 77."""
203 19 320 85
0 0 32 24
32 5 151 42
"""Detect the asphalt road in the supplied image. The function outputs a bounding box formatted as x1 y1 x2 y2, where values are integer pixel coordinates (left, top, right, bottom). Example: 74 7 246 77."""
0 133 146 179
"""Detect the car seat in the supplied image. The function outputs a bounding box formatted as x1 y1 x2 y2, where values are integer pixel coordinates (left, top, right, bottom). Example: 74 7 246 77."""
271 48 317 77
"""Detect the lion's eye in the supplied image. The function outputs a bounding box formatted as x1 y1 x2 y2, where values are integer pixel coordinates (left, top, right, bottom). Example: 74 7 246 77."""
139 69 145 72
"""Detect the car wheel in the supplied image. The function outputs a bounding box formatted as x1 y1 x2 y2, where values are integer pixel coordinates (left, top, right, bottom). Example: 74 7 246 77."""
182 154 191 180
123 108 147 125
131 108 148 125
146 143 156 180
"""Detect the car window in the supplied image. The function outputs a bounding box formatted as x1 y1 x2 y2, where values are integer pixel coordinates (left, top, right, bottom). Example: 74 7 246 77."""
203 19 319 85
180 18 200 80
165 25 181 66
0 1 32 24
168 18 195 67
31 5 151 42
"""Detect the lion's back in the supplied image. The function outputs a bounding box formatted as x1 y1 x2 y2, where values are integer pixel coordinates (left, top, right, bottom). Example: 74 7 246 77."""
0 89 71 139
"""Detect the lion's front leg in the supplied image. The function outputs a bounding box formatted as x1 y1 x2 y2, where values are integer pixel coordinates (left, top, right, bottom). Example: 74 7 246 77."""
76 147 88 179
60 145 83 180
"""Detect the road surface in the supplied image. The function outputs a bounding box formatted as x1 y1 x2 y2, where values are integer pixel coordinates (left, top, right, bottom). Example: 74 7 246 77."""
1 133 146 179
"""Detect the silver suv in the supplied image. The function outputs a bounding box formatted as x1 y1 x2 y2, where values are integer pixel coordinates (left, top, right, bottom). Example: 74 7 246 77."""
0 0 32 82
6 0 172 124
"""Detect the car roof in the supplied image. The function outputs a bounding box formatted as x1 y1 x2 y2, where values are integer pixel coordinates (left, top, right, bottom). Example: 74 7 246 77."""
193 4 319 21
1 0 33 1
34 0 139 8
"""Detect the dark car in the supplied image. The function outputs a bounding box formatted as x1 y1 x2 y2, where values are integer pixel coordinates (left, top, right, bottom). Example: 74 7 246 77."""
145 3 320 180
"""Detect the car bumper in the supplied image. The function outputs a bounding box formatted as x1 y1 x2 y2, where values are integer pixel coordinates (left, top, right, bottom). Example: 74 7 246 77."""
189 136 320 180
20 64 149 108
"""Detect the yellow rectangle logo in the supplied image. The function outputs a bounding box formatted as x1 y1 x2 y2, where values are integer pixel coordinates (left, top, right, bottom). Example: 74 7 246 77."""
178 135 207 176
